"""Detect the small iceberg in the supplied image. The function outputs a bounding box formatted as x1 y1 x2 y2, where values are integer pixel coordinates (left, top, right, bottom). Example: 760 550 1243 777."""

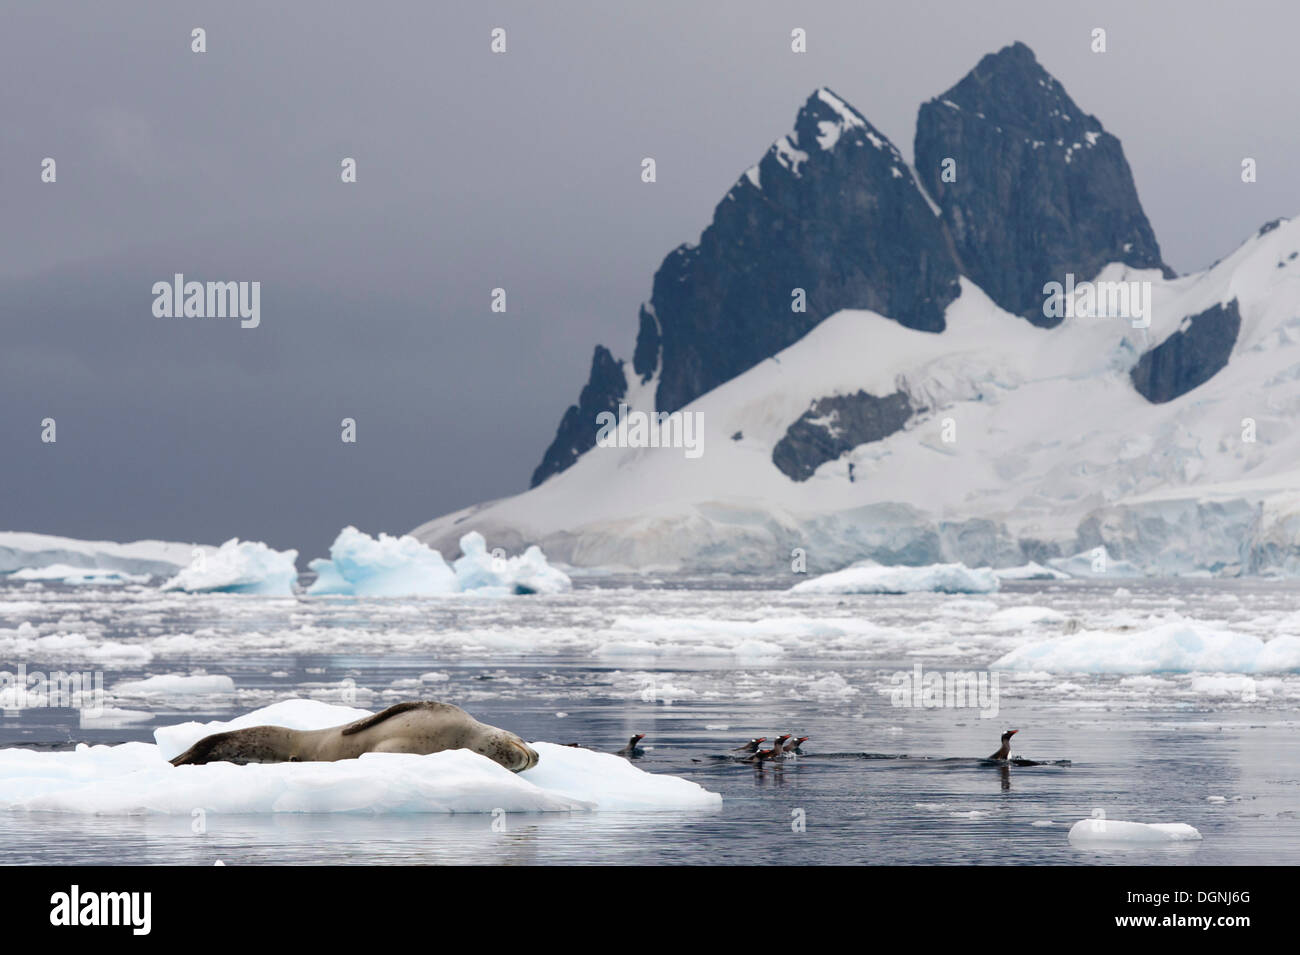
792 561 999 595
160 539 298 596
1068 818 1202 844
0 700 720 815
992 620 1300 673
992 562 1070 581
307 527 571 597
307 526 457 596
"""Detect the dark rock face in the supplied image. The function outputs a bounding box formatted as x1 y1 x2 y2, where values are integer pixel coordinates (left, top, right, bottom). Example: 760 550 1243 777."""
531 87 961 486
644 88 960 417
631 304 660 383
534 43 1176 487
915 41 1169 326
529 346 626 488
1130 299 1241 403
772 390 913 481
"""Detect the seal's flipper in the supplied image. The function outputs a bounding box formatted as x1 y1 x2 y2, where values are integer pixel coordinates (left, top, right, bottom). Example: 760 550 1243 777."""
340 701 456 736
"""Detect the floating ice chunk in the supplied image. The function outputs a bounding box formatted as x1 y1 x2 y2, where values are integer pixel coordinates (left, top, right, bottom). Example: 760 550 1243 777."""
80 707 154 728
112 674 235 697
307 528 570 596
0 700 720 815
160 539 298 595
1068 819 1202 844
452 531 572 595
992 562 1070 581
6 564 149 585
792 561 999 594
307 526 457 596
993 620 1300 673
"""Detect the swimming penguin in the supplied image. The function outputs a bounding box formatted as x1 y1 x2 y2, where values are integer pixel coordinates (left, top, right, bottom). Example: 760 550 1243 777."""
783 735 811 754
989 729 1019 760
752 733 792 762
732 737 767 753
616 733 646 758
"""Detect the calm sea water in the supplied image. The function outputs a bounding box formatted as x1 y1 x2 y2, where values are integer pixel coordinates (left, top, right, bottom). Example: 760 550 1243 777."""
1 577 1297 865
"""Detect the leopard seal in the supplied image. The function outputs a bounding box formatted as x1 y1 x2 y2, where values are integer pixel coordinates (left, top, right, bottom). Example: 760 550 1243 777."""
168 701 539 772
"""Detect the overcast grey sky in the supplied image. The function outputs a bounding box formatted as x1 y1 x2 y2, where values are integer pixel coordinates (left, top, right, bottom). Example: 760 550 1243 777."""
3 0 1296 560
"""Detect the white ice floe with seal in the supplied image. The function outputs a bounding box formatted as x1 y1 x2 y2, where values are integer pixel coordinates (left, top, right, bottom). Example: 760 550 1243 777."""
0 700 720 815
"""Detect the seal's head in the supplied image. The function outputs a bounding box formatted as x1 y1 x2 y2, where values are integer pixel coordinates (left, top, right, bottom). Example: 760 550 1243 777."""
474 728 539 772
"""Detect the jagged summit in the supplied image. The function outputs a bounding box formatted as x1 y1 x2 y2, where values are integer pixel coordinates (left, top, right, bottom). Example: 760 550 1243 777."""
530 42 1176 488
915 41 1169 324
938 41 1087 132
531 84 959 487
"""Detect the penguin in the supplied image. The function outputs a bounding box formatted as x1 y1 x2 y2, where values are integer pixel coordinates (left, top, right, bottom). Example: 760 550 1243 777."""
616 733 646 758
989 729 1018 760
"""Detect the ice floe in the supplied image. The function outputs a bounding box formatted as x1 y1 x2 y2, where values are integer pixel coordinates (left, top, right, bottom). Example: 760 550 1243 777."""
993 620 1300 673
1067 818 1202 844
792 561 999 594
993 562 1070 581
0 700 718 815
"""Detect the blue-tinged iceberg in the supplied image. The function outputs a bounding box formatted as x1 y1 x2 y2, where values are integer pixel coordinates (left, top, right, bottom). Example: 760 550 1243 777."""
307 527 570 597
159 539 299 596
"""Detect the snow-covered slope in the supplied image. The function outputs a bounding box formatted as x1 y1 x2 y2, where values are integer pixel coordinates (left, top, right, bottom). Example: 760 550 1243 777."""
0 531 208 578
412 218 1300 575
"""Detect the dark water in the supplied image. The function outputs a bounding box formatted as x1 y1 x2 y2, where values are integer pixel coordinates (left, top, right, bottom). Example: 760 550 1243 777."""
1 659 1296 865
1 578 1297 864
